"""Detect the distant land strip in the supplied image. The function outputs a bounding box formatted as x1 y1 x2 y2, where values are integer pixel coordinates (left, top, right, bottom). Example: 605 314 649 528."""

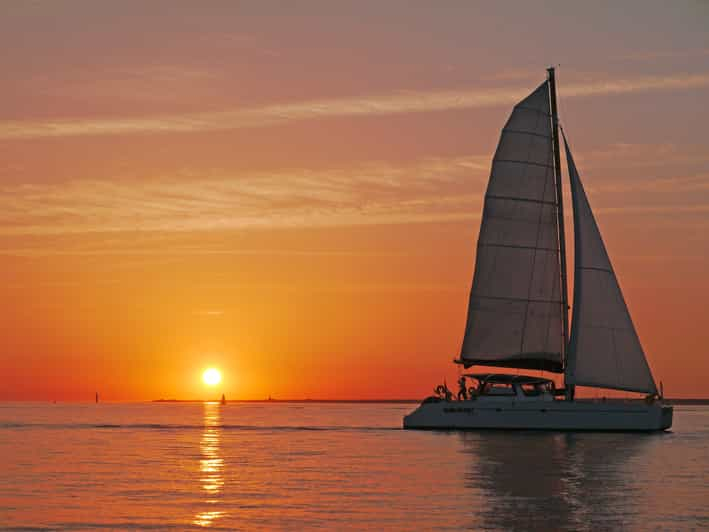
153 398 421 404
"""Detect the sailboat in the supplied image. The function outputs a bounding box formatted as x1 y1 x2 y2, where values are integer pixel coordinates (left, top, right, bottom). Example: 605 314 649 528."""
404 68 673 431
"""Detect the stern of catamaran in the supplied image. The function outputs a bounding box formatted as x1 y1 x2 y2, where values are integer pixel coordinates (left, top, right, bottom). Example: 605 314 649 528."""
661 404 674 430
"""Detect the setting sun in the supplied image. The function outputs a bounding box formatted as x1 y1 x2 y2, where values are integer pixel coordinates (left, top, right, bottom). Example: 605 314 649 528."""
202 368 222 387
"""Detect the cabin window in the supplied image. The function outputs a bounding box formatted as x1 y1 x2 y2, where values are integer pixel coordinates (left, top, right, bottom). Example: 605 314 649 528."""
481 383 515 395
520 382 552 396
521 384 541 396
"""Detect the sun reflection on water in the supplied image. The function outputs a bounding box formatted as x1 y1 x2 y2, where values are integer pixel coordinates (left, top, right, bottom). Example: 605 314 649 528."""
193 401 225 527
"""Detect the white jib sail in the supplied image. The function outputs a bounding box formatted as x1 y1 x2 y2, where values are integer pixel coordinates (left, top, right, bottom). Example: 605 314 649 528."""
564 134 658 394
460 82 565 372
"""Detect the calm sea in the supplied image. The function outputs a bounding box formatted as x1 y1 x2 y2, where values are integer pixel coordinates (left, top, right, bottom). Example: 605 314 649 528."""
1 402 707 530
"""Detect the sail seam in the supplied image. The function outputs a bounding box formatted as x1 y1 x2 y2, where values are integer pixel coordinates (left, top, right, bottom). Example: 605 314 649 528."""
492 158 554 169
513 105 552 117
577 266 613 273
485 194 556 206
479 243 558 252
475 295 563 304
502 128 550 140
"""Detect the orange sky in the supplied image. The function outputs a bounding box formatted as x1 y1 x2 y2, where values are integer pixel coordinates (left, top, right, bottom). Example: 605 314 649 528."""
1 2 708 400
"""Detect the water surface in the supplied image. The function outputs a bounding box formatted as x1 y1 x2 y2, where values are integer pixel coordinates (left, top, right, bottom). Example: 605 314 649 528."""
1 402 707 530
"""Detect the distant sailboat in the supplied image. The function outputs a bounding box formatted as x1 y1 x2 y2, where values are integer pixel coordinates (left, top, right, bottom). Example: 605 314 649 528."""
404 67 673 431
95 392 99 404
220 393 227 405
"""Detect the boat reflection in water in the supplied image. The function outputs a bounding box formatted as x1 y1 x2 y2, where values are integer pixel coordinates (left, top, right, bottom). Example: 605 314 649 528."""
193 402 225 527
460 431 655 530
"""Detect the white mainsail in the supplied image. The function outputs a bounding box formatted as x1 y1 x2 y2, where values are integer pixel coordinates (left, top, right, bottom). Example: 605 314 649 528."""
459 82 565 372
564 134 658 394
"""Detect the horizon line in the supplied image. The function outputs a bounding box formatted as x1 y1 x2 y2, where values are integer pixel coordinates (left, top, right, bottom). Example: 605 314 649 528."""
3 397 709 404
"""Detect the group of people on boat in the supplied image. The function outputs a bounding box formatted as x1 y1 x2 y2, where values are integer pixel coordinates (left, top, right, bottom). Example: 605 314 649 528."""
432 373 563 401
434 376 477 401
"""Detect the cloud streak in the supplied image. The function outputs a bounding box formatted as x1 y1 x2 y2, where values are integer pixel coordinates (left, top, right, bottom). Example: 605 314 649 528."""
2 73 709 140
0 155 487 237
617 48 709 62
0 144 707 250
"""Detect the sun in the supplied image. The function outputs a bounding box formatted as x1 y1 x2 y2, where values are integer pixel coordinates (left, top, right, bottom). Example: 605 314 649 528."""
202 368 222 387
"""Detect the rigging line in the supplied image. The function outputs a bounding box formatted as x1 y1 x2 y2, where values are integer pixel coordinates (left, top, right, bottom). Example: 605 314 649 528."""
556 67 570 140
557 69 577 170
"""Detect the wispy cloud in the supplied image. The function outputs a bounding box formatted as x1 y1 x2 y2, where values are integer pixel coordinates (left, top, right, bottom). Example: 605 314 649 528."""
33 65 222 104
0 155 487 238
1 142 707 256
2 141 709 242
598 204 709 215
576 142 709 169
2 73 708 140
617 48 709 62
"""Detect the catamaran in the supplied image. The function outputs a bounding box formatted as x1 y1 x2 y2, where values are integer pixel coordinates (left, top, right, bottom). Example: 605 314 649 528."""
404 68 673 431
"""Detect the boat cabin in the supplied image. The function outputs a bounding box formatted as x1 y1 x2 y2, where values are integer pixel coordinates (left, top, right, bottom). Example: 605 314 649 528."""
426 373 558 403
466 374 556 400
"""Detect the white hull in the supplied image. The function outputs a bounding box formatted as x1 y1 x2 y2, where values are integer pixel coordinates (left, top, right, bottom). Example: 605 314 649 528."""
403 398 673 431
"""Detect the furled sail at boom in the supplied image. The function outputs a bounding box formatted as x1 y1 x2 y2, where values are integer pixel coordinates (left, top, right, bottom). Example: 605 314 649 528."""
459 82 565 372
563 135 658 394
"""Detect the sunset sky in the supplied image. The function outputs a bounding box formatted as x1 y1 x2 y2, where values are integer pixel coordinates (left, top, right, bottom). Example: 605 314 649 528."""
1 1 708 400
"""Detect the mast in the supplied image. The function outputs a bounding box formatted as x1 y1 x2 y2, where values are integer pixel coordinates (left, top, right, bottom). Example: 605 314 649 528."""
547 67 570 387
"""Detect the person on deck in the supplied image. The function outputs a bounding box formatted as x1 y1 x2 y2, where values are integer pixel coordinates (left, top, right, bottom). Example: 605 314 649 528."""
457 376 468 401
